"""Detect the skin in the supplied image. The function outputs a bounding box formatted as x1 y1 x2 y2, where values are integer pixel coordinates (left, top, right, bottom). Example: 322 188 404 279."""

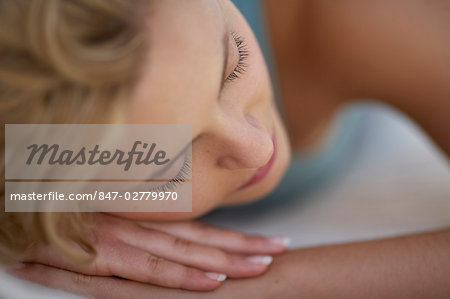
265 0 450 153
13 0 291 292
23 214 288 291
111 0 291 221
10 0 450 297
13 229 450 298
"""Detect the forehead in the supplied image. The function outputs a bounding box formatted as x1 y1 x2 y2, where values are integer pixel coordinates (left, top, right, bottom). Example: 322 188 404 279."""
128 0 225 124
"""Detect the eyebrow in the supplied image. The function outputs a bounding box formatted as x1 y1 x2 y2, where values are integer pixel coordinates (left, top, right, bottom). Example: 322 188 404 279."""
219 27 229 92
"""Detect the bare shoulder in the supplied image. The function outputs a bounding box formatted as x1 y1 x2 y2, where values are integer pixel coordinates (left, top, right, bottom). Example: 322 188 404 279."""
316 0 450 155
264 0 450 154
307 0 450 155
265 0 450 97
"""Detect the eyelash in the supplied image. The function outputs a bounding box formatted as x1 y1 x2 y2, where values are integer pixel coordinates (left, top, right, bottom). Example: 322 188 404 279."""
149 157 191 192
225 32 249 82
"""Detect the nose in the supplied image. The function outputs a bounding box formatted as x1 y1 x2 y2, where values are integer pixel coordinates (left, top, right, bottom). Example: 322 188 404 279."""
214 113 274 171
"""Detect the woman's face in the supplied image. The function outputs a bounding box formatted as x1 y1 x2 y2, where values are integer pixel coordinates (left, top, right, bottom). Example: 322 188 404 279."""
120 0 291 220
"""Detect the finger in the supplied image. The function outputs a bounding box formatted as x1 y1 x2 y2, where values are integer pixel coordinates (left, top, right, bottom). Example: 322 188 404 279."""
116 226 273 278
139 221 290 254
28 242 226 291
9 263 200 299
105 244 226 291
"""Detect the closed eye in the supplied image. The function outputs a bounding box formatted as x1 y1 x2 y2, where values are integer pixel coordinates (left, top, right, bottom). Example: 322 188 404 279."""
225 32 249 82
148 156 191 192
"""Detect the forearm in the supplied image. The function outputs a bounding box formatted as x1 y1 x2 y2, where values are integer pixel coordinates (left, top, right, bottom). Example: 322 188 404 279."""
199 229 450 298
270 229 450 298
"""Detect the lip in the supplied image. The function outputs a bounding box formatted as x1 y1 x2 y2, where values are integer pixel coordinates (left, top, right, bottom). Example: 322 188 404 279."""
238 132 277 190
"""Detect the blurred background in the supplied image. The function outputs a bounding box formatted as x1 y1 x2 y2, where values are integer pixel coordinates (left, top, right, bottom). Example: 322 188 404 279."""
1 0 449 298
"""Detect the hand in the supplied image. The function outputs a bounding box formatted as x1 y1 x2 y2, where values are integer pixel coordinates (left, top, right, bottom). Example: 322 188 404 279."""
9 263 236 299
21 213 289 291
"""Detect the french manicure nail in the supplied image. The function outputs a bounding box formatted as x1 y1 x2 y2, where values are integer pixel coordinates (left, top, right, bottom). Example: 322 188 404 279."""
268 236 291 247
205 272 227 282
246 255 273 265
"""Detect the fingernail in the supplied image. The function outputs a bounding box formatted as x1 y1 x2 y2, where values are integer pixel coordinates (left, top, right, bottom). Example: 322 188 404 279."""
246 255 273 265
205 272 227 282
268 236 291 247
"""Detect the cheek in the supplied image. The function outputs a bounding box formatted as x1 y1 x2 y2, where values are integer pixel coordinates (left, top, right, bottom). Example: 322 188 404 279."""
190 156 224 215
191 183 216 216
104 156 221 221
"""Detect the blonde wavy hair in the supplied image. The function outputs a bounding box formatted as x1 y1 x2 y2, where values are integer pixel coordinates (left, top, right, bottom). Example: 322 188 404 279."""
0 0 147 265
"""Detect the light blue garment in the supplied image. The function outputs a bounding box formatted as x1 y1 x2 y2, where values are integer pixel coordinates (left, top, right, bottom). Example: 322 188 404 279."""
207 0 367 211
256 105 367 208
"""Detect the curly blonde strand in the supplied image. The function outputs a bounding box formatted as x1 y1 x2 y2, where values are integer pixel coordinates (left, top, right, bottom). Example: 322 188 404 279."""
0 0 148 265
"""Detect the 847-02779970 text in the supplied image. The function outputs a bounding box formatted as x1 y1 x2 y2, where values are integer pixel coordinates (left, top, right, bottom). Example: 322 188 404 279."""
9 191 178 201
97 191 178 201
